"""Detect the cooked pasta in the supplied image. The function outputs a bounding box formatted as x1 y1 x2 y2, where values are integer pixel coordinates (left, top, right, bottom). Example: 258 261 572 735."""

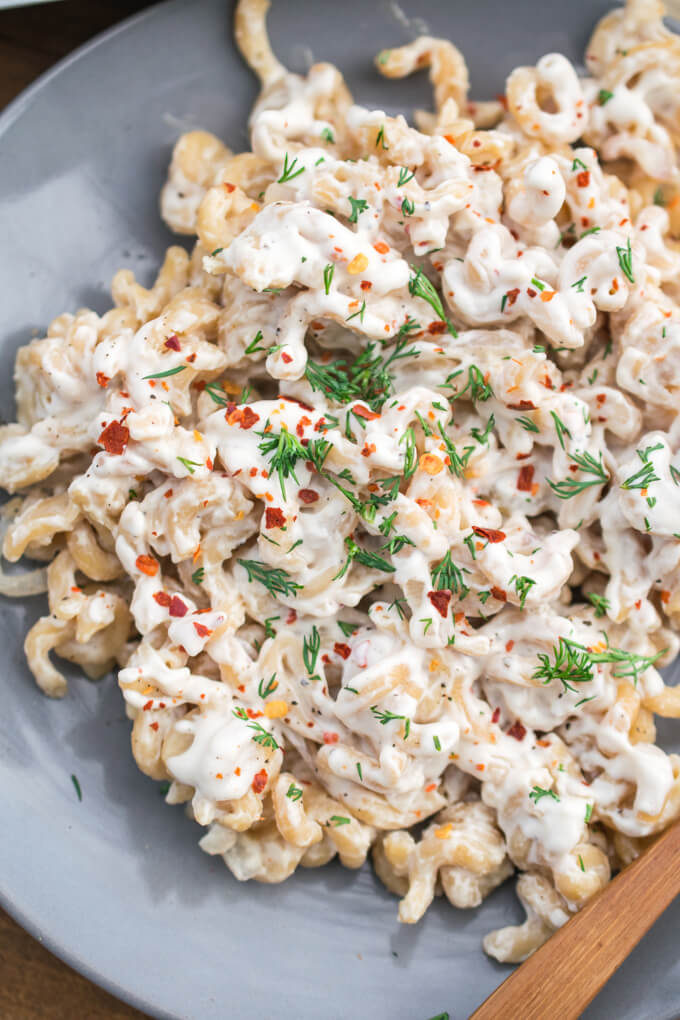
3 0 680 961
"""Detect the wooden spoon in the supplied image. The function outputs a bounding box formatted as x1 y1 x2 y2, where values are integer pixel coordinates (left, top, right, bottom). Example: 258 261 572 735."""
469 818 680 1020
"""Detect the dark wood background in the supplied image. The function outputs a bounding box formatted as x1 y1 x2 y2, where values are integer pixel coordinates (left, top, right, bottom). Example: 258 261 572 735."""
0 7 155 1016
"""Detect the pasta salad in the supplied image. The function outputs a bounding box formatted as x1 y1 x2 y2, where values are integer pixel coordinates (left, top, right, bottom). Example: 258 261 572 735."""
3 0 680 963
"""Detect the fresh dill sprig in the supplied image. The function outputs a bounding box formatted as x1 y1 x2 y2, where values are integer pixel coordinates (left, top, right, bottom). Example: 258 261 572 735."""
529 785 560 805
258 674 278 698
303 625 321 679
333 536 396 581
550 411 572 451
278 152 305 183
516 416 540 433
257 427 308 499
348 197 369 223
400 426 417 479
177 456 202 474
443 365 493 403
547 450 609 499
438 420 474 478
616 238 634 284
620 443 663 491
408 267 458 338
510 574 536 609
232 707 280 750
238 559 302 598
532 637 594 693
142 365 186 380
305 336 419 412
431 551 470 599
370 705 411 738
586 592 610 618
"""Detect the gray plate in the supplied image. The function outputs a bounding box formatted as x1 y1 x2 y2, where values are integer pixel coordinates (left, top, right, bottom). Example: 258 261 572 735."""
1 2 679 1018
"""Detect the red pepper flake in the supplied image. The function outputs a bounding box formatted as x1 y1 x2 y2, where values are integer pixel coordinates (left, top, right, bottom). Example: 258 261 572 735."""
490 586 507 602
296 415 312 437
505 287 520 307
428 590 451 617
149 721 159 731
185 353 196 364
281 352 293 364
323 732 339 744
373 241 389 254
425 782 437 793
169 596 188 618
661 590 671 605
240 406 260 429
507 720 526 741
361 442 376 457
286 610 297 624
252 769 268 794
472 525 506 543
527 288 537 299
360 280 373 291
353 404 380 421
193 622 213 638
164 334 181 351
517 465 535 492
427 321 447 335
98 420 129 455
265 507 286 529
491 707 501 724
472 498 490 506
224 182 236 193
95 371 110 388
153 591 172 607
505 640 515 652
142 700 153 712
298 488 319 504
334 642 351 660
508 400 536 411
136 554 159 576
576 170 590 188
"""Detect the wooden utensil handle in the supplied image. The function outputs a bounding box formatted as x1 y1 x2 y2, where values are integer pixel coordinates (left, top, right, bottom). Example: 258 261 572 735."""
469 819 680 1020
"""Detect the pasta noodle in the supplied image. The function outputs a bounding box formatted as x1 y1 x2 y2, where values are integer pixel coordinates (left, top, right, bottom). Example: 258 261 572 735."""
4 0 680 962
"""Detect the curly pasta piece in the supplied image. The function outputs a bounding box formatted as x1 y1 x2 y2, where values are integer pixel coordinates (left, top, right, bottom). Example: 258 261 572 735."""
483 872 571 963
375 800 510 923
375 37 469 116
507 54 586 145
161 130 233 235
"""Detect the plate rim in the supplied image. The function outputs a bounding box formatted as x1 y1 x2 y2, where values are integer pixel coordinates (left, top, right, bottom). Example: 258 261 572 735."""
0 7 183 1018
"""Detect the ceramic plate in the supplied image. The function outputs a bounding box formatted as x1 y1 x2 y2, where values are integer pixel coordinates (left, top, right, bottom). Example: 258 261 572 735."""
1 2 679 1017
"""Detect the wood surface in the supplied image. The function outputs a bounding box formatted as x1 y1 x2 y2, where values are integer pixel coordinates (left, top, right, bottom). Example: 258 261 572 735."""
0 7 153 1016
470 818 680 1020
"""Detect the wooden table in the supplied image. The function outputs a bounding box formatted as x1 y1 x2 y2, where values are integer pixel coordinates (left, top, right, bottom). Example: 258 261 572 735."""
0 8 155 1016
